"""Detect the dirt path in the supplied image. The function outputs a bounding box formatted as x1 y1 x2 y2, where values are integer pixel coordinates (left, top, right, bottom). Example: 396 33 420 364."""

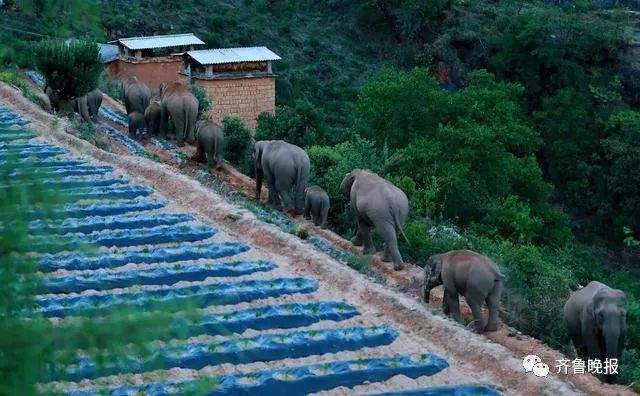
1 82 634 396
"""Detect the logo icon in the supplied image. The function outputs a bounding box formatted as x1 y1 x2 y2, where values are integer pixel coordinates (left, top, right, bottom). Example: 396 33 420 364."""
523 355 541 373
532 362 550 377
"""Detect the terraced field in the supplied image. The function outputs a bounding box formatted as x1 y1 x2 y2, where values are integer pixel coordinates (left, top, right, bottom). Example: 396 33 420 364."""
0 102 508 395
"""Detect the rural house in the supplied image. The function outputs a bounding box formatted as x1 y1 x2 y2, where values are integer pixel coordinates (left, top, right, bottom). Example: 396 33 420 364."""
106 33 204 89
181 46 281 130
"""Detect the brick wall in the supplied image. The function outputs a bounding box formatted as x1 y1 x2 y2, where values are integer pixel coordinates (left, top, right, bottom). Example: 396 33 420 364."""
195 76 275 130
106 58 186 90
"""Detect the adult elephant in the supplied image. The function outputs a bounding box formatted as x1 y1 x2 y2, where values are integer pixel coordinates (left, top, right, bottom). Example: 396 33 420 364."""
144 101 162 137
86 88 103 120
253 140 310 214
340 169 409 270
564 281 628 379
44 85 60 113
121 78 151 115
72 95 92 123
158 82 198 147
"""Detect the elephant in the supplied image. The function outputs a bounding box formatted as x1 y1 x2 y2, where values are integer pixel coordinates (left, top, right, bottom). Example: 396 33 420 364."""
424 250 504 332
72 95 92 123
564 281 628 376
340 169 409 270
86 88 103 120
44 85 60 113
304 185 330 228
128 111 148 140
253 140 310 214
121 77 151 115
144 101 162 137
158 82 199 147
192 120 224 169
70 89 102 123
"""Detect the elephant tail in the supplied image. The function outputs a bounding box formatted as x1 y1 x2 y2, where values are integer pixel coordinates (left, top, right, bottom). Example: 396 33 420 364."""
392 210 411 246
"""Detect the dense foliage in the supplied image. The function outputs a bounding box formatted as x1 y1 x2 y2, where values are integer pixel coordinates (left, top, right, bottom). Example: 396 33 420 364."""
1 0 639 385
34 39 102 101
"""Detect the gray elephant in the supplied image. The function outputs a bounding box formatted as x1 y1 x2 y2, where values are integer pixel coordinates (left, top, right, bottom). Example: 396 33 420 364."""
424 250 504 332
121 78 151 115
158 82 199 147
86 88 103 120
128 111 148 140
73 95 92 123
340 169 409 270
71 89 102 123
564 281 628 372
254 140 310 214
304 185 330 228
44 85 60 113
145 101 162 137
192 120 224 169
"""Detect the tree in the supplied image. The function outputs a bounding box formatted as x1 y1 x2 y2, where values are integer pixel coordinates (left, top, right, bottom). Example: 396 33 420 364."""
355 68 568 245
34 39 102 103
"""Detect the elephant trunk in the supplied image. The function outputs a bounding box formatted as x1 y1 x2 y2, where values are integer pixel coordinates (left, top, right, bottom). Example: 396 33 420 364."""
603 321 621 362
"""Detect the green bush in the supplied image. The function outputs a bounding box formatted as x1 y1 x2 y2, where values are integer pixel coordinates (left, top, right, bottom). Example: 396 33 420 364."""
255 99 344 147
307 138 390 236
98 71 123 102
34 39 102 102
222 115 253 174
188 83 211 120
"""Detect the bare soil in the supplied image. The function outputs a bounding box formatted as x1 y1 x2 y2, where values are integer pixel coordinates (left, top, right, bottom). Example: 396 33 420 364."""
1 82 634 396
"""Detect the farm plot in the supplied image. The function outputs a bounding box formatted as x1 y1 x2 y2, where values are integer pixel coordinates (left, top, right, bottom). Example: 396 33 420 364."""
1 101 502 395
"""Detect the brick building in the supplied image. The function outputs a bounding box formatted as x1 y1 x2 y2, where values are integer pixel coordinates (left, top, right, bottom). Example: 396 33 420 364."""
181 47 281 130
106 33 204 89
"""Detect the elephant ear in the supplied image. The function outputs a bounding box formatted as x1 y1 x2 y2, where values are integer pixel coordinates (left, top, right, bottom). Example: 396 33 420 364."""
340 172 356 196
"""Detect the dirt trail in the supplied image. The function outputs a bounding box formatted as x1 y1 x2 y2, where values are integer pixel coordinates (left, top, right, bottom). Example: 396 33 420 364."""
1 82 634 396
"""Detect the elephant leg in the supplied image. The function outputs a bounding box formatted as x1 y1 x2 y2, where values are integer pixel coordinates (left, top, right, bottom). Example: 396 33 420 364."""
484 281 502 332
445 290 462 323
193 140 206 163
465 292 487 332
275 180 294 212
265 175 281 209
312 206 322 226
375 221 403 270
351 227 364 246
303 197 311 220
320 205 329 229
382 246 391 262
360 223 375 255
175 118 186 147
442 289 451 315
205 140 216 167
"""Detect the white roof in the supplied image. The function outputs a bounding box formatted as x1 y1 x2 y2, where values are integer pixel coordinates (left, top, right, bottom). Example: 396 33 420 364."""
186 47 281 65
108 33 204 50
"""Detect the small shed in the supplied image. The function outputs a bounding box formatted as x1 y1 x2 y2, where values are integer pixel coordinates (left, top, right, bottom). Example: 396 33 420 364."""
182 47 281 130
105 33 205 89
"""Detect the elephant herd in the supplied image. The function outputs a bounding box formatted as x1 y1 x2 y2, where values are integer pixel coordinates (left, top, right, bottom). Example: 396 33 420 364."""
40 77 629 380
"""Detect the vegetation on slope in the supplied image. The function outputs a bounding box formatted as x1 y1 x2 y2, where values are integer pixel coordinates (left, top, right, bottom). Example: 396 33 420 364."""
1 0 639 385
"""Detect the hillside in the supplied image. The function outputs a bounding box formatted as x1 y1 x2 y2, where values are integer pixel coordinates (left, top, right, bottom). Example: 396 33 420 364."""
1 0 640 390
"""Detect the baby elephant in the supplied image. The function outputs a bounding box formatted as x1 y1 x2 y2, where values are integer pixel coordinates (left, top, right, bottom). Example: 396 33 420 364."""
192 120 224 169
424 250 504 332
304 186 330 228
128 111 148 140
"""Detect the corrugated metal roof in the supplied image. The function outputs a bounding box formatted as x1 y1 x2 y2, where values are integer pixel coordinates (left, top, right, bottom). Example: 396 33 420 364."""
186 47 281 65
108 33 204 50
98 44 119 63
